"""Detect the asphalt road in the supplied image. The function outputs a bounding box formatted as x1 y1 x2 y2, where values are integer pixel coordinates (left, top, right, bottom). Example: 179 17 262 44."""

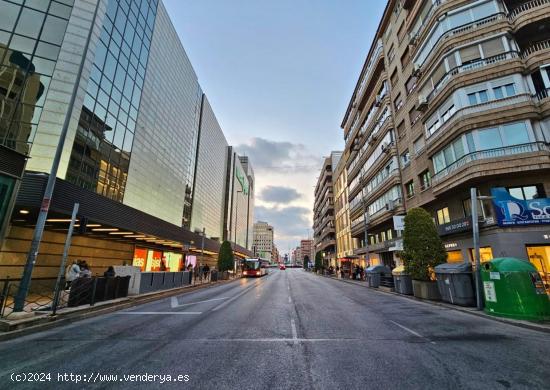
0 269 548 389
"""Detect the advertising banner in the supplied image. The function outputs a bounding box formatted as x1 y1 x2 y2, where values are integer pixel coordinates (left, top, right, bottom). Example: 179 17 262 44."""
491 187 550 227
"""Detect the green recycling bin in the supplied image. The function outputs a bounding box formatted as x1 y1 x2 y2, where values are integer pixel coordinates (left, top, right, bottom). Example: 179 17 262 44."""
481 258 550 321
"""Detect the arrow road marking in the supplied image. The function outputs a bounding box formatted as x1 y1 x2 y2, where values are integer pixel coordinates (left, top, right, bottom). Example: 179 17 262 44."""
390 320 436 344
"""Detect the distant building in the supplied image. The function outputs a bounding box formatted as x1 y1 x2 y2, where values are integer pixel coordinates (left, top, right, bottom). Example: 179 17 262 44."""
300 239 314 264
253 221 274 261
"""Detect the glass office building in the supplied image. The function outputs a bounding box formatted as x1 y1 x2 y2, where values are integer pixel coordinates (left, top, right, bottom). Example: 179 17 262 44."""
0 0 74 235
190 95 228 240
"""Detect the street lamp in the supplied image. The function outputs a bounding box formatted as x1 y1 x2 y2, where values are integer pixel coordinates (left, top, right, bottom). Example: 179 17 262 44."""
470 188 494 310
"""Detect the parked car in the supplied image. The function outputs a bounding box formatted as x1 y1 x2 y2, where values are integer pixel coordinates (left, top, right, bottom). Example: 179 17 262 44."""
279 264 286 270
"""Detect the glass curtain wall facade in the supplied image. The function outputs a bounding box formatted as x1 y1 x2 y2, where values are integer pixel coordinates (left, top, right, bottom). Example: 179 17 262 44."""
65 0 157 203
190 95 228 240
0 0 73 156
121 1 202 227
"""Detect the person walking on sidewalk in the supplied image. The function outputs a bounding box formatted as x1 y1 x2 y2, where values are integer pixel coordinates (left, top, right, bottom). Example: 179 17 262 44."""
65 260 80 289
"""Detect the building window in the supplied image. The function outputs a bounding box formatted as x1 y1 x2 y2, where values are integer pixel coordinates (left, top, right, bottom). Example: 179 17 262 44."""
493 83 516 100
406 75 418 94
436 207 450 225
390 68 399 88
507 185 545 200
413 136 425 155
467 90 489 105
387 44 395 63
401 46 410 68
394 94 403 111
409 105 421 126
401 150 410 166
405 181 414 198
420 170 431 190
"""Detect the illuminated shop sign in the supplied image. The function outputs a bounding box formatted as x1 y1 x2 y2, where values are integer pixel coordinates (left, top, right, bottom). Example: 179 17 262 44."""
491 187 550 227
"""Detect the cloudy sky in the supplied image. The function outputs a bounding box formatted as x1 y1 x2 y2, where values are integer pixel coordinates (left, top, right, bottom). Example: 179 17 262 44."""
164 0 386 253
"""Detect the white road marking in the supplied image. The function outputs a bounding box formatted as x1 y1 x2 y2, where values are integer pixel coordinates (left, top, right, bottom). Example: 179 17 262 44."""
389 320 436 344
288 296 292 303
291 319 298 345
183 338 360 342
211 282 260 312
171 296 229 308
115 311 202 315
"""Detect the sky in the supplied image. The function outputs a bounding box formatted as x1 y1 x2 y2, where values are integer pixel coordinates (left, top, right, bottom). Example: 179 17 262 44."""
163 0 387 254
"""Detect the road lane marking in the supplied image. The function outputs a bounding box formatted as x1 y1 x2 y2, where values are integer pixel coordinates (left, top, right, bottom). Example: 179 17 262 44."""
389 320 436 344
171 296 229 308
115 311 202 315
182 338 360 342
288 296 292 303
291 319 298 345
211 281 262 311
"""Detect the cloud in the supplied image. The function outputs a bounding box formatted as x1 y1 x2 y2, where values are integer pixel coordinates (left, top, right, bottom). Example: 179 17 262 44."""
260 186 302 204
236 137 321 172
255 206 311 239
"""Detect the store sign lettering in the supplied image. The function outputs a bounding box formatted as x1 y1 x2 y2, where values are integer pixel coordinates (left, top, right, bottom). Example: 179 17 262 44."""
236 168 249 195
491 187 550 227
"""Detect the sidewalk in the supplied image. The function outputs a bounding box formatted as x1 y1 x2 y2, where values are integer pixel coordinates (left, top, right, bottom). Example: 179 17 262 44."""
0 276 238 341
318 273 550 334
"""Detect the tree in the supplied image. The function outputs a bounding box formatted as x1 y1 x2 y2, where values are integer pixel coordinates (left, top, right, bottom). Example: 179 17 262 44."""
401 207 447 281
218 241 234 272
303 255 310 269
314 252 323 271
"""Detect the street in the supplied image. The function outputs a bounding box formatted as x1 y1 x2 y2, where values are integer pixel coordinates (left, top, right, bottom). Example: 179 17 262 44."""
0 268 548 390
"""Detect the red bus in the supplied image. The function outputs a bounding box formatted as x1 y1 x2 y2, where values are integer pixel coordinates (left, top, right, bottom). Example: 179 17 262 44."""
242 258 269 277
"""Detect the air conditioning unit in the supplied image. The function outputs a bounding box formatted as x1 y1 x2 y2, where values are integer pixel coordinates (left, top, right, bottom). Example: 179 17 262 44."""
418 95 428 112
386 200 395 211
412 63 422 76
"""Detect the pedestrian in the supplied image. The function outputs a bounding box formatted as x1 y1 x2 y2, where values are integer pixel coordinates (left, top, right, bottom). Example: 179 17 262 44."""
103 266 115 278
204 264 210 281
65 260 80 289
79 262 92 278
159 258 167 271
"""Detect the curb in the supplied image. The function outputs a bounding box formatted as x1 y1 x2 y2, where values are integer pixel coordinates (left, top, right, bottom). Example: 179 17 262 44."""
317 274 550 334
0 278 238 342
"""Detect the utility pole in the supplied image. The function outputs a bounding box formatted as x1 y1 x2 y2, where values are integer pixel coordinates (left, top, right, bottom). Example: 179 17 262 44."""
14 2 100 312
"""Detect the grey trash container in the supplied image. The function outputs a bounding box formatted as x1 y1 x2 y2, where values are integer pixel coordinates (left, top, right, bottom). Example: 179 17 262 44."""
366 265 391 288
211 270 218 282
392 266 413 295
434 262 475 306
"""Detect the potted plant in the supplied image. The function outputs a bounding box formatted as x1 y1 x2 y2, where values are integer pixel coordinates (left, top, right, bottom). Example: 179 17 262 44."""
401 208 447 300
218 240 234 280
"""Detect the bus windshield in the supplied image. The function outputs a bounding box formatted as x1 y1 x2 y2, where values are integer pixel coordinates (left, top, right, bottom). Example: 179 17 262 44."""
244 260 260 270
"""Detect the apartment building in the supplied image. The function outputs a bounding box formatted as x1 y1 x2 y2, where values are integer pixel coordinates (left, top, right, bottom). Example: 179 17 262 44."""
252 221 274 261
313 152 341 267
341 0 550 277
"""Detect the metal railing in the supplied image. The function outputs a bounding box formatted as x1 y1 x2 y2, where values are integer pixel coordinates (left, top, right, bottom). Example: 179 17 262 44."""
432 142 550 183
534 88 550 101
357 39 384 100
427 51 519 102
509 0 550 19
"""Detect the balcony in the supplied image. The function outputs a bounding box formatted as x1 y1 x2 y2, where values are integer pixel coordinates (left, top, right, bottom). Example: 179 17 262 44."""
426 52 520 103
509 0 550 22
432 142 550 185
426 93 536 146
356 39 384 104
415 12 507 71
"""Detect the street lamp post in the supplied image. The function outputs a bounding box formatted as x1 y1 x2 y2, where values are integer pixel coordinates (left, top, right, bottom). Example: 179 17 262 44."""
470 187 494 310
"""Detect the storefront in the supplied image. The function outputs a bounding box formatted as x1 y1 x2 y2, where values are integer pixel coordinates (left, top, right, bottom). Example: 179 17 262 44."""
132 247 185 272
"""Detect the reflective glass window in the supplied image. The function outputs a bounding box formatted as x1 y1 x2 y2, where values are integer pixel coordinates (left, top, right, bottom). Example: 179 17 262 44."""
40 15 68 45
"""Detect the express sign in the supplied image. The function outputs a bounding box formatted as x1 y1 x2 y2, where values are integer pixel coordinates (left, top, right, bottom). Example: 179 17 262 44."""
491 187 550 227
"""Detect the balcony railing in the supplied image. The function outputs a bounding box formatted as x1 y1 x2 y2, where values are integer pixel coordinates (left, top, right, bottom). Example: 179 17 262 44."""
357 39 384 101
534 88 550 101
415 12 506 68
521 39 550 59
426 51 519 102
432 142 550 184
426 93 534 142
409 0 444 45
509 0 550 19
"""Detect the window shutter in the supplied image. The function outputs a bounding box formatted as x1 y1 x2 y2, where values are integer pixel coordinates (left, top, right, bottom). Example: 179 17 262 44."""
481 38 505 58
460 45 481 64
